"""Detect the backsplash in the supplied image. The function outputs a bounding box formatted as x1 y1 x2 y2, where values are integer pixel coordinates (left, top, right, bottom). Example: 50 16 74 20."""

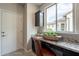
59 33 79 43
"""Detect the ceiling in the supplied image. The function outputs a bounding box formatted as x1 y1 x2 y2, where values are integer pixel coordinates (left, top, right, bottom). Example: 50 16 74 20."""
18 3 44 7
34 3 43 6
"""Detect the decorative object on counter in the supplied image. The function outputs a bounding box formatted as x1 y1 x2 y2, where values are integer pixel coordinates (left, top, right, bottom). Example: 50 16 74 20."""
43 29 62 41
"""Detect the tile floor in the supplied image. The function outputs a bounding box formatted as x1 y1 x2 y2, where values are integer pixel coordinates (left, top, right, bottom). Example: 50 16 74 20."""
3 49 36 56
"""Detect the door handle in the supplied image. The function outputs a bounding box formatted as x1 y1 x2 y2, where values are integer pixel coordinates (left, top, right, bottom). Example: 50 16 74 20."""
1 32 6 37
1 35 6 37
1 32 5 33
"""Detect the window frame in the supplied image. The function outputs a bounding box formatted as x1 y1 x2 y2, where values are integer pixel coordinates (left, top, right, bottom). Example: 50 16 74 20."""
46 3 75 33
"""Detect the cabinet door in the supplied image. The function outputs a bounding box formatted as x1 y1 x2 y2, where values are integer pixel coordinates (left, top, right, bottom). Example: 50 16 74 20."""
0 9 1 56
1 10 7 55
1 10 17 55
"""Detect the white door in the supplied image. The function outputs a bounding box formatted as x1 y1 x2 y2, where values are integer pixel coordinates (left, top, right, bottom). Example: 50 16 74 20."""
1 10 17 55
0 9 1 56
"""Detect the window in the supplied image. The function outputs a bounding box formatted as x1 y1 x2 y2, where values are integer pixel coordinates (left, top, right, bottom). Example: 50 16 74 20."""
61 23 65 31
47 3 73 32
47 4 56 32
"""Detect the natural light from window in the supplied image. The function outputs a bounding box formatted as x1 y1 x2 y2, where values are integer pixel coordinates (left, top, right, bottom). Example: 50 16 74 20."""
47 3 73 32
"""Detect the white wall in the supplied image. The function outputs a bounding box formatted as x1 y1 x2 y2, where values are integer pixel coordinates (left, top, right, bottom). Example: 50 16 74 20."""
24 3 39 50
40 3 54 11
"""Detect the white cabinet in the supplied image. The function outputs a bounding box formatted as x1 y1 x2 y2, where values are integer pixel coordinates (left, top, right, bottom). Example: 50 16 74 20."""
0 4 23 56
0 10 17 55
0 9 1 56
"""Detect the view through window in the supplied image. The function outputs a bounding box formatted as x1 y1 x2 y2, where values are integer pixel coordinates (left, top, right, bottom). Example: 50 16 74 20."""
47 3 73 32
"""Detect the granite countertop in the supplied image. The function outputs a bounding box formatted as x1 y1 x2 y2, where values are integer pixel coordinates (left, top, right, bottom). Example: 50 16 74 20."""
37 37 79 53
32 36 79 53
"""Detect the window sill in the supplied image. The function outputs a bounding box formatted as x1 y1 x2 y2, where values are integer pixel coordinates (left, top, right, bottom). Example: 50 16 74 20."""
57 31 79 35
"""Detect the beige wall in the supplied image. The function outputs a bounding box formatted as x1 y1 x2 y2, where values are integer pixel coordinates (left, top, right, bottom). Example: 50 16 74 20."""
24 3 39 50
74 3 79 33
16 4 24 49
0 4 17 12
23 4 27 50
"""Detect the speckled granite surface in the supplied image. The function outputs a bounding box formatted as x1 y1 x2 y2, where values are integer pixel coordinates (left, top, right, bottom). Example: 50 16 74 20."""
59 33 79 43
39 38 79 53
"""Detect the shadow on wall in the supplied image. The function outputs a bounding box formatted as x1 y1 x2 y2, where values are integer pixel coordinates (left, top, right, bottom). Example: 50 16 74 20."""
27 38 32 50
